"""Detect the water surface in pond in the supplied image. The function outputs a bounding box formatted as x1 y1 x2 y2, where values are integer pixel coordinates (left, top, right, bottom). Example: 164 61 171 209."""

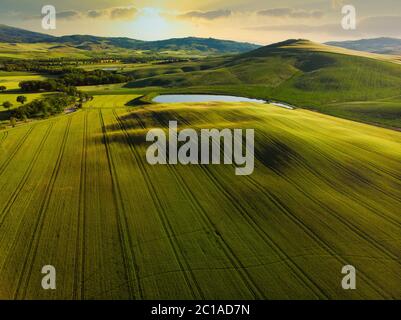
153 94 267 104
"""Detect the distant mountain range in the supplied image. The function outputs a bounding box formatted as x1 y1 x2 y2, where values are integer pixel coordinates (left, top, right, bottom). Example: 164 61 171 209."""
326 38 401 55
0 24 260 54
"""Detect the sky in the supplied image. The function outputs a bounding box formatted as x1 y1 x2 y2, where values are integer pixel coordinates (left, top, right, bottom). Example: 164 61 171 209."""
1 0 401 44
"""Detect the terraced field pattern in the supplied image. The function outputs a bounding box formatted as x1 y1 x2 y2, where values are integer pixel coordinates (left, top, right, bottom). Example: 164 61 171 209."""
0 95 401 299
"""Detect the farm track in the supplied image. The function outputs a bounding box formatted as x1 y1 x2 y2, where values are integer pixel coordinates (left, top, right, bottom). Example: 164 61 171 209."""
174 110 396 297
179 113 334 298
0 123 54 229
98 109 140 300
0 131 8 146
259 132 401 262
263 121 401 211
257 128 401 231
0 126 34 177
1 101 401 299
112 109 204 299
304 137 401 210
243 173 392 298
147 111 326 299
148 110 266 299
74 111 88 300
14 117 72 299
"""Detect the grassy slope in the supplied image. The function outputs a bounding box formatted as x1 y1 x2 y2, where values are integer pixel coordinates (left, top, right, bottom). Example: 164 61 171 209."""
0 74 49 91
0 101 400 299
124 40 401 128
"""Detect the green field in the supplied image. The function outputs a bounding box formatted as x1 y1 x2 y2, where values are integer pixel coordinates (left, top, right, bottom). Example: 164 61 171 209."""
0 74 49 91
85 95 142 108
123 40 401 129
0 93 43 107
0 100 401 299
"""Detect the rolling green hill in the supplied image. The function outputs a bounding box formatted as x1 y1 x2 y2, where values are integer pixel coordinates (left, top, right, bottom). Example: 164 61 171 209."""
327 37 401 55
0 25 260 56
125 39 401 128
1 100 401 299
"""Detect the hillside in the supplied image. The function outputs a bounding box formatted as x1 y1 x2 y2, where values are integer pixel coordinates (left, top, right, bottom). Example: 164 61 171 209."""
1 98 401 299
327 37 401 55
0 25 260 55
125 39 401 128
0 24 55 43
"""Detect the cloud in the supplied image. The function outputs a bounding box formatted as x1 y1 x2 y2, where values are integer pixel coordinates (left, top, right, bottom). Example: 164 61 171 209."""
180 10 232 20
248 15 401 38
109 7 137 20
357 16 401 37
87 10 105 19
57 10 82 20
20 5 138 21
248 23 346 36
86 6 137 20
258 8 324 19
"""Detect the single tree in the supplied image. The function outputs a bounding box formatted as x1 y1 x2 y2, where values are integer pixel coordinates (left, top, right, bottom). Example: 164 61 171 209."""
0 86 6 92
2 101 12 110
16 95 27 105
9 117 17 128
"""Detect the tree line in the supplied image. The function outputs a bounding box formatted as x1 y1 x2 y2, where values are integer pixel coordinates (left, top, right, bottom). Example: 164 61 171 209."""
18 70 131 93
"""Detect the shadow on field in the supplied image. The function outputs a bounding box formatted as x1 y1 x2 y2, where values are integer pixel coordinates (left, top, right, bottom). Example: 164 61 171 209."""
100 109 299 172
0 110 11 121
254 138 300 172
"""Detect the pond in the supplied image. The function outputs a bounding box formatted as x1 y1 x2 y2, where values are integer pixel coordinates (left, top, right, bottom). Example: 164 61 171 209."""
152 94 267 104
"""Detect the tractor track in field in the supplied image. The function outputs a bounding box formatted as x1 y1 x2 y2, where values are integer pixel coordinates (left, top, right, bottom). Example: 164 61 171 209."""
262 128 401 227
197 163 328 299
259 132 401 260
148 110 265 299
0 126 34 177
74 111 88 300
291 113 401 181
98 109 141 300
14 117 72 299
242 172 393 299
144 111 326 299
0 123 54 233
325 137 401 183
307 138 401 210
0 131 8 146
168 114 329 298
259 128 401 230
113 109 204 300
268 162 401 267
255 131 400 297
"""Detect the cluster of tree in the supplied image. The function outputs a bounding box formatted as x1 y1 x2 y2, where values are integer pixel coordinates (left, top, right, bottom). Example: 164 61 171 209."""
19 80 62 92
0 58 99 73
153 58 191 65
1 56 165 73
2 96 27 110
61 69 131 86
11 94 76 120
19 70 131 93
3 88 92 121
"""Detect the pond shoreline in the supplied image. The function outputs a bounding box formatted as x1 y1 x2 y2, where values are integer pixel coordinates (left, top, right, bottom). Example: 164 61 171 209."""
151 93 296 110
152 94 266 104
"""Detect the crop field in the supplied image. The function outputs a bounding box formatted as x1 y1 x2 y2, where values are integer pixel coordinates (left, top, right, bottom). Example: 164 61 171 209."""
0 99 400 299
0 93 43 109
85 95 142 108
77 63 151 72
0 74 49 91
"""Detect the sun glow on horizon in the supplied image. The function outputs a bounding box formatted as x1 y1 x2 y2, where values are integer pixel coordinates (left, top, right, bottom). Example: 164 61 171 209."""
128 7 190 41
